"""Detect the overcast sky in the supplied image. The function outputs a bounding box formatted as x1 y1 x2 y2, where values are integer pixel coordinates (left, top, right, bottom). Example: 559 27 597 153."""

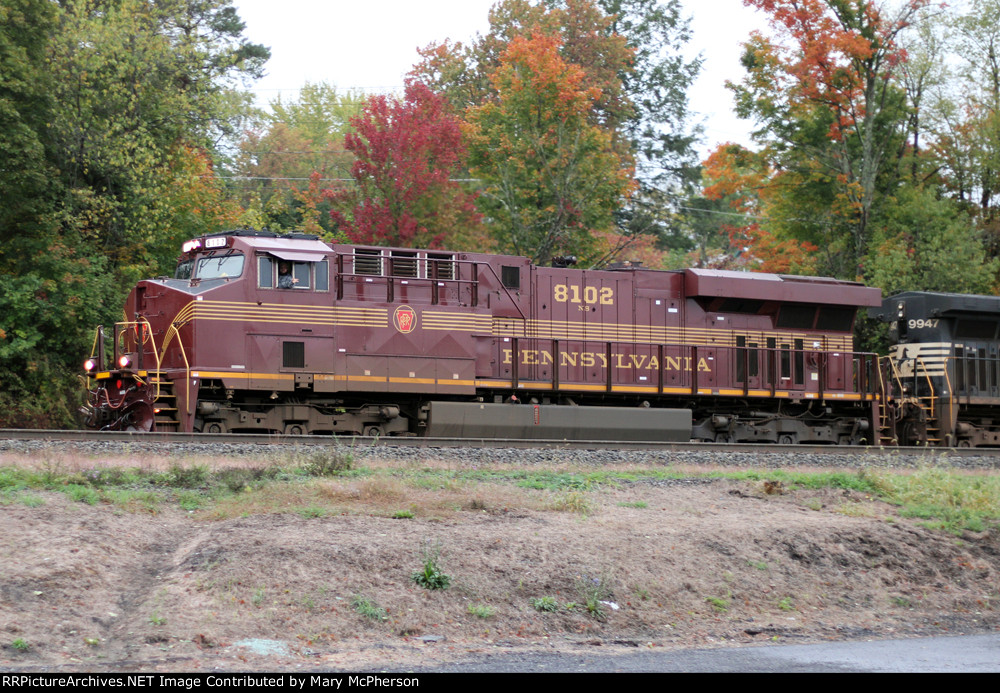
230 0 769 156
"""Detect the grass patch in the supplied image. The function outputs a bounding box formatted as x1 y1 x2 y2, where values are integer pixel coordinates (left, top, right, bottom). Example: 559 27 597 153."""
875 467 1000 533
10 638 29 651
64 484 100 505
550 490 591 515
705 595 729 612
17 494 45 508
351 595 388 622
294 447 354 477
0 457 993 533
467 604 495 619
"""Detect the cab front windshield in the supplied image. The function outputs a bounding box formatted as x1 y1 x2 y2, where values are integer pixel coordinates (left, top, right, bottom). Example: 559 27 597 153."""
194 253 245 280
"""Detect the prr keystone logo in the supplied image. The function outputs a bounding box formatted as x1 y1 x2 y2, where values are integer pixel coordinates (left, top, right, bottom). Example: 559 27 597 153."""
393 305 417 333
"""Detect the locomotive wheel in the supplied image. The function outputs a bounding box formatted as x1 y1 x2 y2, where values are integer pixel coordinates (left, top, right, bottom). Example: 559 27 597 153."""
284 424 307 436
205 422 226 434
778 434 795 445
365 425 383 438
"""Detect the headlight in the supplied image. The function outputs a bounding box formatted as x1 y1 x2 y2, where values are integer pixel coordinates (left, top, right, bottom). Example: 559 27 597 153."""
118 354 132 369
83 359 97 373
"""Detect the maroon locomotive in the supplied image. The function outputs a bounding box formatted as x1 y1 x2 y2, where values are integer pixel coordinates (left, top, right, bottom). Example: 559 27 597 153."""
82 230 882 442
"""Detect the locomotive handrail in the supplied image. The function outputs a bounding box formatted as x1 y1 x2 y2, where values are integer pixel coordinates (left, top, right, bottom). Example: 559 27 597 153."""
476 263 527 321
942 356 955 438
159 323 193 416
112 319 163 400
331 252 517 314
913 356 937 420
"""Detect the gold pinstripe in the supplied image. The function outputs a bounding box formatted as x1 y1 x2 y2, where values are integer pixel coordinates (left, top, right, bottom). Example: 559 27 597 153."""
166 300 855 352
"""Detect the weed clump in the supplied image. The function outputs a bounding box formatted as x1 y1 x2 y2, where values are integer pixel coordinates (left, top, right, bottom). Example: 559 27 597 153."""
298 447 353 477
411 542 450 590
576 572 615 621
165 464 208 488
529 596 559 612
351 595 388 622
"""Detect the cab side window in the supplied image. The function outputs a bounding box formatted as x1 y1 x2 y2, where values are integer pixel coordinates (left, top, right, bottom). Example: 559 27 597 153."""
258 256 275 288
292 262 311 289
315 260 329 292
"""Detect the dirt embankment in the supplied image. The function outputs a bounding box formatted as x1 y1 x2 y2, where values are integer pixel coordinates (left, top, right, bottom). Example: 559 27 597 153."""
1 471 998 671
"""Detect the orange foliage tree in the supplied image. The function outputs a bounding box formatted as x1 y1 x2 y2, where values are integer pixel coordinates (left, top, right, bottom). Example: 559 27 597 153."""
464 32 635 265
732 0 928 274
701 143 819 274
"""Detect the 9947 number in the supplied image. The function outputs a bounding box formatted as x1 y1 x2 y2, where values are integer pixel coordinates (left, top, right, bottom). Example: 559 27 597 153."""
908 319 939 329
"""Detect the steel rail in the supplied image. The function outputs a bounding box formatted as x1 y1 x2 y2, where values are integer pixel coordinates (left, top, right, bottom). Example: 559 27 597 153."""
2 428 999 460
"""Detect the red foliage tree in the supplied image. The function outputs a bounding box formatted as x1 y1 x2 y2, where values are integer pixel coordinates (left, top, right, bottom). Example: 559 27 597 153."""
327 81 482 249
702 143 819 274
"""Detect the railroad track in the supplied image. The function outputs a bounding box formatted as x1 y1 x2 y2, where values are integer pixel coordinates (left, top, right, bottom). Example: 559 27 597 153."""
2 428 999 460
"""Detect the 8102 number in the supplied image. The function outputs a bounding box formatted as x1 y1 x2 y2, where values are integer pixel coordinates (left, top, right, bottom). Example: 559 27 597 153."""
554 284 614 305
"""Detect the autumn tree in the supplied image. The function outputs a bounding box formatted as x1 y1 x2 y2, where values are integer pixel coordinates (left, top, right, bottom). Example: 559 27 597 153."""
413 0 701 262
0 0 268 426
700 143 820 274
465 32 635 265
730 0 927 276
233 83 364 233
327 82 482 249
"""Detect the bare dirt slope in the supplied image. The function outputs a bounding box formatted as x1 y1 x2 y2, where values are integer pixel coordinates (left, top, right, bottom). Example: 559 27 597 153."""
1 461 998 672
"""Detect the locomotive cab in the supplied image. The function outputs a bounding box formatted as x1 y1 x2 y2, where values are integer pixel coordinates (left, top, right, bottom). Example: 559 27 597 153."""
873 292 1000 446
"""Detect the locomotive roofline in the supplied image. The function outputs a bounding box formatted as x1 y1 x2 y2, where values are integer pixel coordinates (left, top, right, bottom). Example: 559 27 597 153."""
872 291 1000 321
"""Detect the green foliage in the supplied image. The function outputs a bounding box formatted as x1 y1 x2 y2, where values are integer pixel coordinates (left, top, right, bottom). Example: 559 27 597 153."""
0 0 268 427
864 186 998 295
10 638 29 652
467 604 496 619
234 82 363 234
351 595 388 622
410 543 451 590
705 595 729 612
530 595 560 612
